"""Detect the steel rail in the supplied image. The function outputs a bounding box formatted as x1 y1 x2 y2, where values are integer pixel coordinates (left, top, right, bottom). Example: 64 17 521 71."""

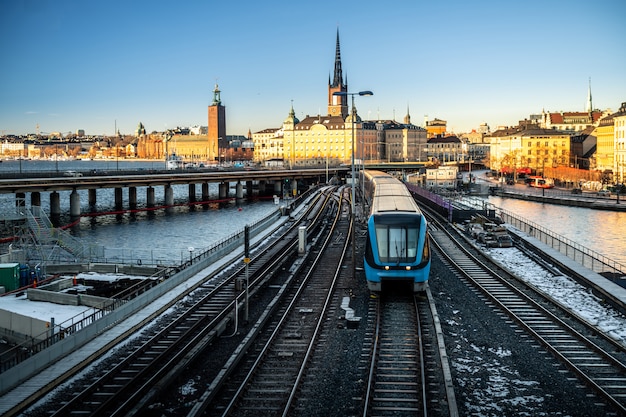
428 217 626 414
217 188 348 416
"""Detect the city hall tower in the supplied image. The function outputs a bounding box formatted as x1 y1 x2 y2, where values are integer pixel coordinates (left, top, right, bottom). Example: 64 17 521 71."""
208 83 226 162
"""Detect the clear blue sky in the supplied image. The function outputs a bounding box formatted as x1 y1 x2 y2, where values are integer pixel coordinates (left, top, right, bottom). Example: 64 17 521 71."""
1 0 625 137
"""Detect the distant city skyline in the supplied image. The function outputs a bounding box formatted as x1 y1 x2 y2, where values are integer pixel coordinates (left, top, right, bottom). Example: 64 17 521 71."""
1 1 625 137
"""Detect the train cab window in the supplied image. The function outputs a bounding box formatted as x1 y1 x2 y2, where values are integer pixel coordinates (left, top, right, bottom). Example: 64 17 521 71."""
375 224 418 263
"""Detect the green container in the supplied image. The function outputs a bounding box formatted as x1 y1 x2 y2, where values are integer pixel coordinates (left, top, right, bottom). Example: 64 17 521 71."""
0 263 20 292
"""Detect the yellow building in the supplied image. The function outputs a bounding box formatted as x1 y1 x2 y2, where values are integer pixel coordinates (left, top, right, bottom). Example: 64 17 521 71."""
615 102 626 184
489 126 571 175
595 114 615 172
164 134 212 163
252 127 285 164
425 118 447 138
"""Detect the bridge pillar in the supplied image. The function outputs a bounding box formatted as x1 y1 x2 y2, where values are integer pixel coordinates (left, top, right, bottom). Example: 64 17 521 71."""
258 181 267 195
70 189 81 218
164 185 174 209
50 192 61 218
15 192 26 209
114 188 123 211
30 192 41 208
88 189 97 207
201 183 209 203
274 181 282 196
246 180 254 197
129 187 137 210
219 182 228 199
146 186 155 208
189 183 196 203
236 181 244 199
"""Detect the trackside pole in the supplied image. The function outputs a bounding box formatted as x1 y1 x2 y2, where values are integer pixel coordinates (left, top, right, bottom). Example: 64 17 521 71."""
243 225 250 322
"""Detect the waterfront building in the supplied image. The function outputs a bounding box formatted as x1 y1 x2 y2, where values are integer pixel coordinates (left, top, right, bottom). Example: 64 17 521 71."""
252 127 284 165
569 128 596 170
614 102 626 184
595 113 616 173
425 135 463 164
488 126 571 176
1 140 26 158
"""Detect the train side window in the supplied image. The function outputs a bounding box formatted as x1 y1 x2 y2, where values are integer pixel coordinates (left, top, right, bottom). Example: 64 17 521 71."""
375 225 389 260
407 228 418 258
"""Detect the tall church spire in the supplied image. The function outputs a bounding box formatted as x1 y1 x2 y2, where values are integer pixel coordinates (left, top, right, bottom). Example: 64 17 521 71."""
586 77 593 113
328 29 348 118
331 29 344 88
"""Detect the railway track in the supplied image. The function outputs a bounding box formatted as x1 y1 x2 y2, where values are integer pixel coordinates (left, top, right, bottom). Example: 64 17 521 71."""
365 293 426 415
31 187 338 417
195 187 351 416
363 288 457 417
426 215 626 415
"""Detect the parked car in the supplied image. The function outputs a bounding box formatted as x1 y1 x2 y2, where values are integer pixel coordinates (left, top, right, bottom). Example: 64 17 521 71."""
63 170 83 177
597 189 610 197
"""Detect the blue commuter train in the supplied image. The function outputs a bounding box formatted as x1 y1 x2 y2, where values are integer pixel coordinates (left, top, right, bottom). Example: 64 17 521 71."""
363 170 431 292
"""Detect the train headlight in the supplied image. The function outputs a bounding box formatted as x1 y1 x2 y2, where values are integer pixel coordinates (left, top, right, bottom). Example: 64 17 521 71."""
384 266 390 270
405 266 411 271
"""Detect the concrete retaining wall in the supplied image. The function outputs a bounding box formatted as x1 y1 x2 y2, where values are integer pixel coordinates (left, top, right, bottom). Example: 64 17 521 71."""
46 263 162 276
0 309 49 343
26 288 112 309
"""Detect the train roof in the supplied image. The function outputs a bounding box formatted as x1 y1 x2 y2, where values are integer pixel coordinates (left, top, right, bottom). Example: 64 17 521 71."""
367 170 422 215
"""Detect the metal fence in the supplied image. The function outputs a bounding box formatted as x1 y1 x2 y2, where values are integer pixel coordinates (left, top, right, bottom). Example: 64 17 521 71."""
498 208 626 278
414 190 625 280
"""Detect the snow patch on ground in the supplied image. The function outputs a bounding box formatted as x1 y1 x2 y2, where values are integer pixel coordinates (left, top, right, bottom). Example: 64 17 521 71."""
487 247 626 346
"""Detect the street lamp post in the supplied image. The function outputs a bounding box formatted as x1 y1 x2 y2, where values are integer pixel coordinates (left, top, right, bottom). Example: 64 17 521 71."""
333 90 373 278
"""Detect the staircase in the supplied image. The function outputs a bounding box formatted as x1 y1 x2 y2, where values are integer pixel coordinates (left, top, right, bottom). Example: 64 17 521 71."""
23 207 104 261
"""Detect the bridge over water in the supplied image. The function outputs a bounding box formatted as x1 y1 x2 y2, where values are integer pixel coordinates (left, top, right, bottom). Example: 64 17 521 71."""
0 168 348 219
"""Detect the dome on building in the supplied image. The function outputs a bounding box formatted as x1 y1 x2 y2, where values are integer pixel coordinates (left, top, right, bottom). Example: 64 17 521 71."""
346 112 362 123
135 122 146 137
283 104 300 125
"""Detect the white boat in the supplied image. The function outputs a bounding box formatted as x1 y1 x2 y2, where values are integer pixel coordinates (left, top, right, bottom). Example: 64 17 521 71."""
166 153 184 170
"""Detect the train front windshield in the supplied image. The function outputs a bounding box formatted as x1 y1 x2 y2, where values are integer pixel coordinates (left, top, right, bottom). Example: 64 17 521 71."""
374 218 420 263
